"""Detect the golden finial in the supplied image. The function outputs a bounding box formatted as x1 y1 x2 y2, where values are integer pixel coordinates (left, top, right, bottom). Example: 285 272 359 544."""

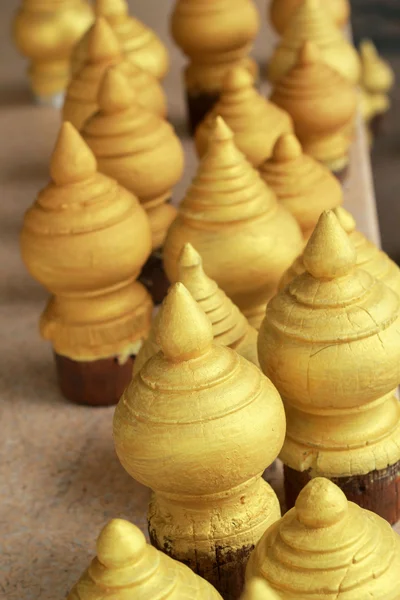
97 66 135 114
269 0 350 35
86 17 121 62
50 122 97 186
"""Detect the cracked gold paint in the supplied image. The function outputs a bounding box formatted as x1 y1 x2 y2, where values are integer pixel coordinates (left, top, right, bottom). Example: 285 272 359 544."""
63 18 166 131
171 0 259 95
134 243 259 374
67 518 222 599
269 0 350 35
163 117 303 330
81 66 184 250
20 122 153 362
113 283 286 576
195 66 293 167
359 39 395 126
267 0 360 84
260 134 343 240
13 0 93 98
258 211 400 477
270 42 358 173
280 206 400 297
246 478 400 599
71 0 169 80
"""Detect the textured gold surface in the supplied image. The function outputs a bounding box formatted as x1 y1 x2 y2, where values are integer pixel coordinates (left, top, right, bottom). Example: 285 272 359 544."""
164 118 303 329
269 0 350 35
246 478 400 598
67 518 222 599
195 66 293 167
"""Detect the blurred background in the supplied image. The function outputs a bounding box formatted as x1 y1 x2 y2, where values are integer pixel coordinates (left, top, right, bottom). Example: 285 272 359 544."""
352 0 400 262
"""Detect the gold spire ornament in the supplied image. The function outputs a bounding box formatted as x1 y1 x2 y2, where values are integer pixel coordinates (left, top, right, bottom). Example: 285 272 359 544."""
67 518 223 599
63 18 166 131
267 0 360 85
359 39 395 138
260 134 343 239
246 478 400 598
134 243 259 374
81 66 184 304
13 0 93 106
170 0 260 133
113 283 286 598
281 206 400 296
258 211 400 524
163 117 303 330
71 0 169 80
269 0 350 35
20 122 153 406
195 67 293 167
270 42 358 181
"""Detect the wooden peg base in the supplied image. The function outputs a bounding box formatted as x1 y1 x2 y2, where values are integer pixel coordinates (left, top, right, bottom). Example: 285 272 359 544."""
54 352 135 407
149 527 253 600
186 89 220 136
284 462 400 525
139 247 170 305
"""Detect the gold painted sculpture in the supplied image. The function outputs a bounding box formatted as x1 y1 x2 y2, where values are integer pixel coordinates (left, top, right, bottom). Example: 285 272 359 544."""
359 39 395 136
71 0 169 80
20 122 153 406
13 0 93 105
258 211 400 523
81 66 184 252
241 579 281 599
195 66 293 167
134 243 259 374
63 18 166 131
67 518 223 599
269 0 350 35
267 0 360 85
171 0 260 132
270 42 358 178
246 478 400 599
163 117 303 330
113 283 286 597
260 134 343 239
280 206 400 296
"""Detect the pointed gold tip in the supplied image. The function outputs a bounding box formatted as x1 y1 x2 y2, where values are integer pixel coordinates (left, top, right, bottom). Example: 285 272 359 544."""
156 282 213 361
241 578 281 600
96 519 146 569
303 211 357 279
223 66 254 91
50 122 97 186
298 41 321 66
333 206 356 234
178 243 203 268
95 0 128 18
87 17 121 62
211 116 234 142
296 478 348 528
97 66 134 113
272 133 302 162
360 39 377 58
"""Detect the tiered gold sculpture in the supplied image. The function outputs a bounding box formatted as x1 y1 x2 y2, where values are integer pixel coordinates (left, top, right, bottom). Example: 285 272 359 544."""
67 518 223 599
134 243 259 374
20 122 153 406
267 0 360 85
280 206 400 296
163 117 303 330
270 42 358 180
259 134 343 239
81 66 184 304
258 211 400 524
241 579 281 600
71 0 169 80
359 39 395 137
113 283 286 598
246 478 400 598
63 17 166 130
195 66 293 167
269 0 350 35
170 0 260 133
13 0 93 105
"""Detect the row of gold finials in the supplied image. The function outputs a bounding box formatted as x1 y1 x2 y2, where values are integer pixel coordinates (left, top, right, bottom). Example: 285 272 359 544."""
15 1 400 599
